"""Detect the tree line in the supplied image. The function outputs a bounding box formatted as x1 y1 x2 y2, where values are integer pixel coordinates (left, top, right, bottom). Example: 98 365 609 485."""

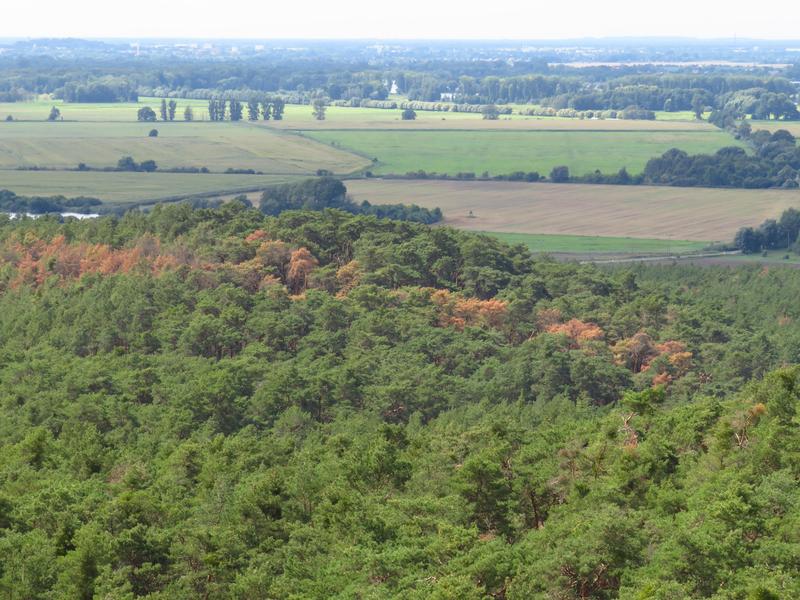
136 98 286 122
260 177 442 223
733 207 800 254
0 189 102 214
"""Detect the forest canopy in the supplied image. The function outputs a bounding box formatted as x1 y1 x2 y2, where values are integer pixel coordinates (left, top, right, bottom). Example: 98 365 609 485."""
0 203 799 598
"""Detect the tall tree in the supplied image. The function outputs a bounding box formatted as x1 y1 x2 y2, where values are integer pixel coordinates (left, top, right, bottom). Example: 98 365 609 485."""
208 99 217 122
184 106 194 121
216 99 227 121
160 99 168 121
167 100 178 121
272 98 285 120
229 100 243 122
261 100 272 120
691 94 705 120
247 100 260 121
312 98 327 121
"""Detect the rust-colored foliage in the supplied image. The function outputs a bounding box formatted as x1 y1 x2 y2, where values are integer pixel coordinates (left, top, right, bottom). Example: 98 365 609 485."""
0 232 325 298
245 229 269 243
612 332 658 373
335 260 362 297
546 319 604 349
612 333 693 385
287 247 319 295
430 289 507 330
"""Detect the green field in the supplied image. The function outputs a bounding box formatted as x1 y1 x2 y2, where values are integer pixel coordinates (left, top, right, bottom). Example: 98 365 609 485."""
0 98 212 122
1 98 715 132
306 130 741 176
487 232 709 254
0 170 299 204
0 121 368 174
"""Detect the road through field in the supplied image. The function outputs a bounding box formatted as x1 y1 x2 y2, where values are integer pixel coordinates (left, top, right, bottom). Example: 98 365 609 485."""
346 179 800 242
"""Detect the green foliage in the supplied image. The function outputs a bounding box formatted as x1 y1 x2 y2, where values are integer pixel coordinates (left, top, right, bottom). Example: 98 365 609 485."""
260 178 442 223
0 205 798 597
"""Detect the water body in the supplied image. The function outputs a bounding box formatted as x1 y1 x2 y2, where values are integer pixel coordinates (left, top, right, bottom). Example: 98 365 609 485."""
4 212 100 219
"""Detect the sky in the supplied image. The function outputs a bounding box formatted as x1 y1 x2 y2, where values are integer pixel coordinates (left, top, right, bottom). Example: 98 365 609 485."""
3 0 800 40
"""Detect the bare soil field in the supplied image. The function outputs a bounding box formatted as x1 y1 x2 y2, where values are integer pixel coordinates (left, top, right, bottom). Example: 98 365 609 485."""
346 179 800 242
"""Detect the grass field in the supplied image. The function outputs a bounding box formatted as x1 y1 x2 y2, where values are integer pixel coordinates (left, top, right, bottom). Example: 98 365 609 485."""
0 98 211 122
487 232 708 254
0 121 369 174
267 108 715 131
311 130 741 176
0 170 299 204
345 179 800 242
0 98 716 131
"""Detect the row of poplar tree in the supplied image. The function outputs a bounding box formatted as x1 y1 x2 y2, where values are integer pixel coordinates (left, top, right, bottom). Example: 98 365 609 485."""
136 98 287 122
207 98 286 121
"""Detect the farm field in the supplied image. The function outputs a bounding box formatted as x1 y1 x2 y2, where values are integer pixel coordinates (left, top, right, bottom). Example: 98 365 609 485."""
312 129 741 176
0 170 299 204
487 232 708 254
267 108 715 131
0 98 211 122
0 121 369 173
747 120 800 136
0 98 715 131
345 179 800 242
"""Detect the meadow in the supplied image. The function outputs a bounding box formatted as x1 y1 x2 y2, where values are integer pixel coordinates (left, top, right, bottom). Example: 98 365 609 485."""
310 129 741 176
0 98 211 122
0 121 368 173
266 107 715 131
345 179 800 242
487 232 709 254
1 98 715 131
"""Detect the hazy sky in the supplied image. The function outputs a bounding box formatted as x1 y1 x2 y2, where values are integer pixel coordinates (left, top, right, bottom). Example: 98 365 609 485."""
4 0 800 40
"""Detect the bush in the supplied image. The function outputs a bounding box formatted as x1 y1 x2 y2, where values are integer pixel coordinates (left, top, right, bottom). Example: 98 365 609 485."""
148 129 159 137
550 166 570 183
